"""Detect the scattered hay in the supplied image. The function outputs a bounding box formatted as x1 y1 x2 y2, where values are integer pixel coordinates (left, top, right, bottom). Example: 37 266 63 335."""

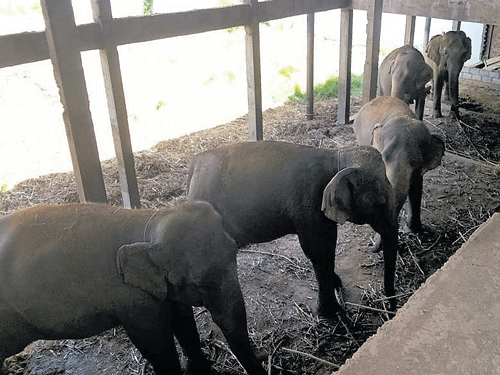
2 80 500 374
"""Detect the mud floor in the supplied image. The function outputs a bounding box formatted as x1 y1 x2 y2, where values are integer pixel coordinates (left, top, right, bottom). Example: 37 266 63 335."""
1 78 500 374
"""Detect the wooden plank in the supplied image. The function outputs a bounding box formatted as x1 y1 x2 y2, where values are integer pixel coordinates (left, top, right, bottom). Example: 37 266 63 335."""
40 0 107 204
338 8 353 125
0 23 102 69
244 0 263 141
362 0 383 104
349 0 500 25
404 15 416 46
256 0 349 22
306 13 314 121
423 17 432 47
109 5 251 46
91 0 141 209
3 0 500 69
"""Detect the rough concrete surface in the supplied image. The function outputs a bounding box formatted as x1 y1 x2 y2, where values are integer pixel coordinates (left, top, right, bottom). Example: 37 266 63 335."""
335 213 500 375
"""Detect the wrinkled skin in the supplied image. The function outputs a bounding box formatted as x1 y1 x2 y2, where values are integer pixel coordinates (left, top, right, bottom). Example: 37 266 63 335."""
0 202 265 375
425 30 472 119
187 141 398 317
353 97 445 243
378 45 433 120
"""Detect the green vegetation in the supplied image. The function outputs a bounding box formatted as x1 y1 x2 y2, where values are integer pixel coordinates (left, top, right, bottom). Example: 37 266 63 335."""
288 74 363 102
278 65 299 80
143 0 153 15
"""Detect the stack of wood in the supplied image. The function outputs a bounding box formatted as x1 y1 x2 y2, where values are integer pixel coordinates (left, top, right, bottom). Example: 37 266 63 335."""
470 56 500 71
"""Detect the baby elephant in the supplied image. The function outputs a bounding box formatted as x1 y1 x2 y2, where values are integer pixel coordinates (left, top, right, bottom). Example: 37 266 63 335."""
187 141 399 317
353 97 445 237
378 45 433 120
0 202 265 375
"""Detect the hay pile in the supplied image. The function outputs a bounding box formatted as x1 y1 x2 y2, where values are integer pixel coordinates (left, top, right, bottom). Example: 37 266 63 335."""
2 80 500 374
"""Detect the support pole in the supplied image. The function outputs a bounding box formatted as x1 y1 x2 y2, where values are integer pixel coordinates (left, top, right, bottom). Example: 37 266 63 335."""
423 17 432 49
91 0 141 208
41 0 107 203
244 0 263 141
404 15 416 46
362 0 383 104
338 8 353 125
306 13 314 120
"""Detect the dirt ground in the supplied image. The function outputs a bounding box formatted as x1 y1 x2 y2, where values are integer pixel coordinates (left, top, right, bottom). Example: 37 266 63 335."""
1 78 500 375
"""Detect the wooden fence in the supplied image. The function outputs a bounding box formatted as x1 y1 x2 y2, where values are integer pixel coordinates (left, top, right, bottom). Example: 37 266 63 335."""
1 0 499 208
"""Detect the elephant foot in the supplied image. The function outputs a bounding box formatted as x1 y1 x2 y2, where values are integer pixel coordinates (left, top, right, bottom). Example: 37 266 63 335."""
185 356 213 375
369 233 382 253
432 110 443 118
313 289 344 319
405 220 423 234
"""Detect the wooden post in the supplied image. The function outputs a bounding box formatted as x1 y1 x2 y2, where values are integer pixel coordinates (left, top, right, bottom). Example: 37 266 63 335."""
91 0 141 209
306 13 314 120
244 0 263 141
362 0 383 105
452 20 461 31
423 17 432 49
404 15 416 46
40 0 107 203
338 8 353 125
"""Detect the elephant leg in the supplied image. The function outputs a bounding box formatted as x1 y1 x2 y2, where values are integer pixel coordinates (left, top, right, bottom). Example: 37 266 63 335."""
0 309 40 371
206 282 266 375
297 220 341 318
407 170 424 232
171 303 212 374
443 80 450 102
122 302 182 375
415 95 425 121
432 75 444 118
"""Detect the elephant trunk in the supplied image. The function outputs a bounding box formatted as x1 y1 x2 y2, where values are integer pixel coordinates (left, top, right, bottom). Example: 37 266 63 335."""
372 215 399 311
448 65 462 118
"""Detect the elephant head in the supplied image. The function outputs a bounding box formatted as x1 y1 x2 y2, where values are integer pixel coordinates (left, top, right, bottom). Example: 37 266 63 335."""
116 202 266 375
322 167 398 310
378 45 433 120
425 30 472 118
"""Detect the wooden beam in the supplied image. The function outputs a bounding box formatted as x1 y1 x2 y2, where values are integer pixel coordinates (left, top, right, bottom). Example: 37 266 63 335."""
256 0 349 22
244 0 263 141
306 13 315 121
362 0 383 104
40 0 107 204
91 0 141 209
3 0 500 69
109 5 251 46
404 15 416 46
338 8 353 125
349 0 500 25
423 17 432 48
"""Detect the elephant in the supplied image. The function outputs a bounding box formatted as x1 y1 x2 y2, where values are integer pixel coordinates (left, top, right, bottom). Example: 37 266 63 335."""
187 141 399 318
0 201 266 375
425 30 472 119
353 97 445 242
378 45 433 120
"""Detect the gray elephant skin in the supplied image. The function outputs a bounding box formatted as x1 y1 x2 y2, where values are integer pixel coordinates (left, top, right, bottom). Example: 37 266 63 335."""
353 97 445 236
425 30 472 119
0 201 265 375
187 141 399 317
378 45 433 120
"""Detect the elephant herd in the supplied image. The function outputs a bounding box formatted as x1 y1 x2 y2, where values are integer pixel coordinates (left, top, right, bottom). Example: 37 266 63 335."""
0 31 470 375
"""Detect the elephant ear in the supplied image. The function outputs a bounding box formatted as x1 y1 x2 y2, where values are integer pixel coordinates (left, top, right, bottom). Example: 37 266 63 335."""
116 242 168 300
322 168 368 224
462 35 472 63
425 34 442 66
425 134 446 172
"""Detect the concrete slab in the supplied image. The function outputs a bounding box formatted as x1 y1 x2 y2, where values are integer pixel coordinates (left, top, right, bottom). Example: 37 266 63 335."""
335 212 500 375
